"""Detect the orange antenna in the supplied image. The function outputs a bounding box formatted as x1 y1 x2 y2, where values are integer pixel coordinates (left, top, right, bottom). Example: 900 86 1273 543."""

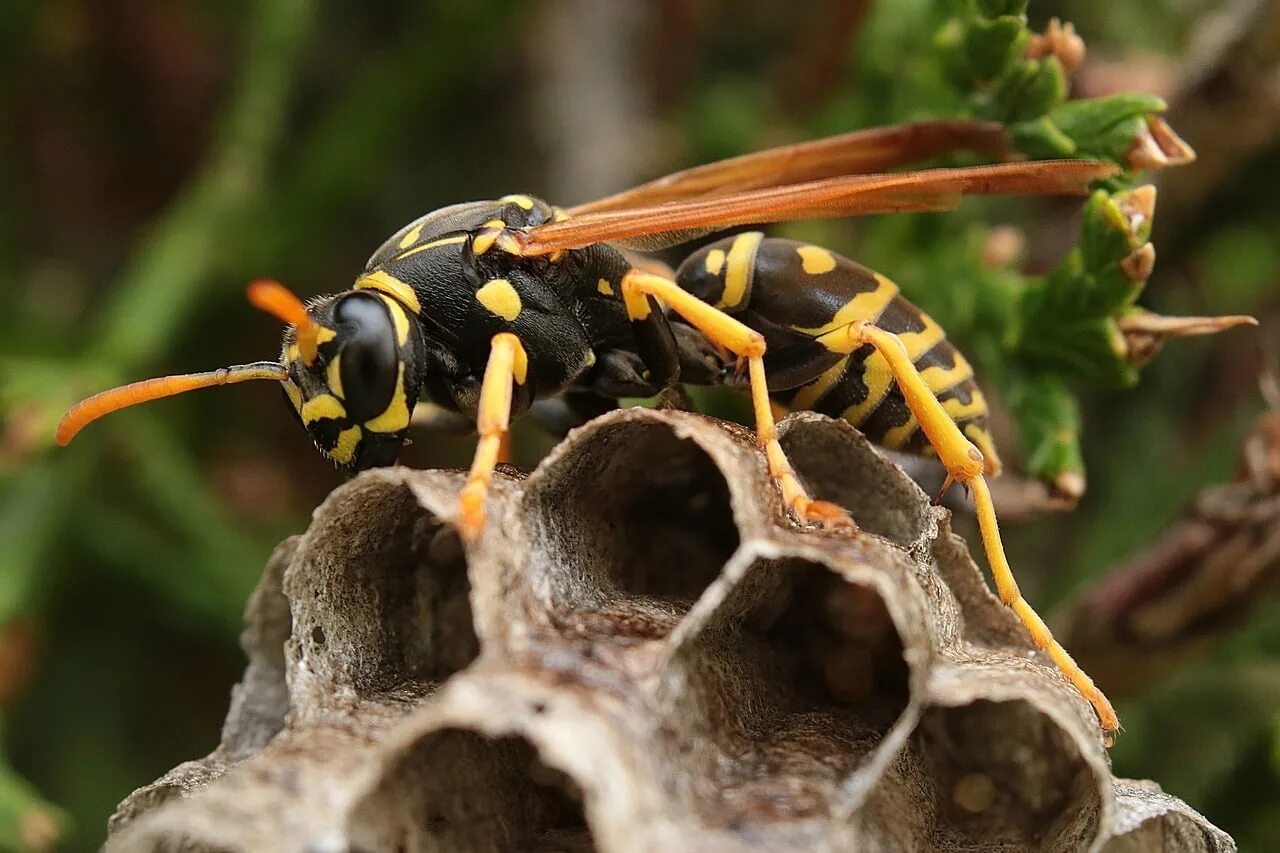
56 362 288 446
247 279 322 364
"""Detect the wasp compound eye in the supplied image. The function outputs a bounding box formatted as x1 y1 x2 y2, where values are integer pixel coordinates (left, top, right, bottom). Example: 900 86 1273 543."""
333 293 400 423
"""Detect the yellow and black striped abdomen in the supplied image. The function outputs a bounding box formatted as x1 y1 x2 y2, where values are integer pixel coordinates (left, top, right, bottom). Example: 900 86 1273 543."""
675 233 1000 474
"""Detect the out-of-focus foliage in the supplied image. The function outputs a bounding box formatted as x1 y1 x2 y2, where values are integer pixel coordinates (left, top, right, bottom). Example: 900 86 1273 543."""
0 0 1276 850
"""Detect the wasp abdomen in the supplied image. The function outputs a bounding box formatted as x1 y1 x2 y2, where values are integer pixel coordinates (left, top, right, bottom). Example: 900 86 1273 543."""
676 234 999 473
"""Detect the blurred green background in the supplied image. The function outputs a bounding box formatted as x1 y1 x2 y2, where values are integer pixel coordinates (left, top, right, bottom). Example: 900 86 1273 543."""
1 0 1277 849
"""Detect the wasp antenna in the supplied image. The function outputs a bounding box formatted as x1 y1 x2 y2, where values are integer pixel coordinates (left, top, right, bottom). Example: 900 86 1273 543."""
247 279 322 364
56 361 288 446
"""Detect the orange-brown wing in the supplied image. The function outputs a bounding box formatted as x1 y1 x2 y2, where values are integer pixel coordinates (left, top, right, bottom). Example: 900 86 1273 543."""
516 161 1117 256
568 120 1012 215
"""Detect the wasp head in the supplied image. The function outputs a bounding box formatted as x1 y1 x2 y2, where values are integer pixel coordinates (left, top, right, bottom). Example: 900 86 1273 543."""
57 280 426 475
275 283 425 472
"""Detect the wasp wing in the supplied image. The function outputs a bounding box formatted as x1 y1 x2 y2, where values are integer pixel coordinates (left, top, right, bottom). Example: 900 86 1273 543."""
567 120 1011 215
516 161 1117 256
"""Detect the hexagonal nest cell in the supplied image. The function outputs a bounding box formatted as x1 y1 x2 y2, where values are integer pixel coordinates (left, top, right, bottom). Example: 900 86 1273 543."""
106 409 1235 852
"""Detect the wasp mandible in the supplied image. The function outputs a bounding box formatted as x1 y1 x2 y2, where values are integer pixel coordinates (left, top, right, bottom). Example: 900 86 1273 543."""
59 120 1131 736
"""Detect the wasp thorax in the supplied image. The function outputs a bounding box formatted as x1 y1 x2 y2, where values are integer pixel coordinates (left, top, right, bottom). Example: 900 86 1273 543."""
283 289 423 472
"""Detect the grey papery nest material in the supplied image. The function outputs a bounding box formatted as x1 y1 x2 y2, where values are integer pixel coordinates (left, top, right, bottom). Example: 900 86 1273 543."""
106 409 1233 852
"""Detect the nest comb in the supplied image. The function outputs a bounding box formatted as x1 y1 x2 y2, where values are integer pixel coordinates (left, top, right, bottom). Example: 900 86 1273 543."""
105 409 1234 852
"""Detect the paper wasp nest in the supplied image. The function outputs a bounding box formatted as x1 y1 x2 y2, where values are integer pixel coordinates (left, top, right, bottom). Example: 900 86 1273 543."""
106 410 1233 852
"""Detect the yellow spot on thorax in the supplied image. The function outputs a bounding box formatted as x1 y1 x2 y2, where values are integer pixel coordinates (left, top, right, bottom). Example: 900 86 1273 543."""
796 245 837 275
330 425 362 465
472 230 500 255
356 270 422 314
720 232 763 309
365 364 411 433
397 222 425 250
476 278 522 321
500 194 535 210
396 234 467 260
596 278 614 296
301 393 346 425
704 248 726 276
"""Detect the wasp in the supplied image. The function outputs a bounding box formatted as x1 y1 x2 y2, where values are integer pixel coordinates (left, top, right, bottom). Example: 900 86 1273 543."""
58 120 1124 736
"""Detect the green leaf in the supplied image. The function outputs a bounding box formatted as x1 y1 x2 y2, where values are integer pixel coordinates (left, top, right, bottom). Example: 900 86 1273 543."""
992 56 1068 122
1022 93 1166 165
975 0 1028 16
962 16 1029 82
1004 371 1084 484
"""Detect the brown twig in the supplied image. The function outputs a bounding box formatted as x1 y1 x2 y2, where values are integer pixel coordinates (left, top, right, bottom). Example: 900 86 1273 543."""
1062 405 1280 696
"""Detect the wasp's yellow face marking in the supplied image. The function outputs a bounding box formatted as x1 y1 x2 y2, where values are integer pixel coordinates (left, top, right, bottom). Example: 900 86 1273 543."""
330 425 363 465
285 342 301 366
376 294 411 346
398 222 425 250
552 206 570 222
500 194 535 210
365 363 411 433
301 393 346 425
720 232 763 310
596 278 614 296
796 245 837 275
396 234 466 260
315 327 338 347
476 278 522 321
356 271 421 314
704 248 726 276
325 354 345 400
283 379 304 414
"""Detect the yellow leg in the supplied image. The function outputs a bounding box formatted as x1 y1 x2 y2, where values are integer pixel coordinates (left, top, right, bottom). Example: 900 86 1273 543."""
821 320 1119 740
621 270 851 528
457 333 528 542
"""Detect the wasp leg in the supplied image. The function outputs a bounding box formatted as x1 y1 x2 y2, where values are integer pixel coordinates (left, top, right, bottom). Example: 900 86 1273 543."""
820 320 1119 740
620 269 852 529
457 333 527 542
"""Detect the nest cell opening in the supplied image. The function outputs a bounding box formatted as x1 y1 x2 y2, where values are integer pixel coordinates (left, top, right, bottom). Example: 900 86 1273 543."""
779 415 929 548
523 420 741 632
346 729 594 853
293 480 479 695
753 561 912 726
659 559 913 826
916 699 1102 852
